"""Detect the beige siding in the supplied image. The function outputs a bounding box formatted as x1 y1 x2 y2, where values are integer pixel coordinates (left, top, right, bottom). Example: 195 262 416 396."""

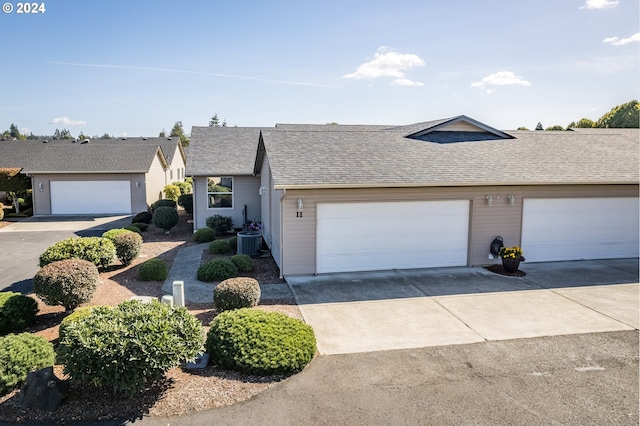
145 153 168 209
166 145 187 184
192 175 261 230
279 184 638 275
31 173 147 215
440 121 486 132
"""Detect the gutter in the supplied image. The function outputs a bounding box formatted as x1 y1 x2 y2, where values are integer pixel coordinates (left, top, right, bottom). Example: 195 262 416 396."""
273 180 640 190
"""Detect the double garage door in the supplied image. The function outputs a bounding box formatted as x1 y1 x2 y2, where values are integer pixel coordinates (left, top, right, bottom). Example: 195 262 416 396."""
522 197 639 262
50 181 132 215
317 201 470 273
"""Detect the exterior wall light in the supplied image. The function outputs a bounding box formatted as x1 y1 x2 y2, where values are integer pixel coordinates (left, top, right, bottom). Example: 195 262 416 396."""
486 195 493 206
297 198 303 211
38 182 44 192
507 194 516 206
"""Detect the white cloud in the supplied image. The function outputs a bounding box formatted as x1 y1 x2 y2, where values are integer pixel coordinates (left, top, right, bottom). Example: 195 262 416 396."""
50 116 86 126
471 71 531 94
391 78 424 87
343 46 425 86
603 32 640 46
580 0 619 9
20 127 30 135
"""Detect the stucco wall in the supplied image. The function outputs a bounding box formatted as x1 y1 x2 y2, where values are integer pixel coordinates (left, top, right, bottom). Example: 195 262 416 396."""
277 184 639 276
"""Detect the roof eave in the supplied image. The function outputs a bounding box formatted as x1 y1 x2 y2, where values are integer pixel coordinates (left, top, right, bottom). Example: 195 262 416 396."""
273 180 639 190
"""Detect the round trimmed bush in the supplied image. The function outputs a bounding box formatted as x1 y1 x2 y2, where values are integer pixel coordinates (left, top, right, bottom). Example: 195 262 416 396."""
39 237 116 268
177 193 193 214
214 277 260 312
230 254 253 272
228 236 237 253
102 228 130 240
138 258 168 281
0 292 38 335
152 206 179 233
152 199 177 211
205 309 316 375
33 259 99 310
209 239 229 254
197 259 237 282
206 215 233 234
131 222 149 232
124 225 142 234
163 184 181 202
58 300 204 397
194 227 216 243
112 232 143 265
132 211 153 224
0 333 55 396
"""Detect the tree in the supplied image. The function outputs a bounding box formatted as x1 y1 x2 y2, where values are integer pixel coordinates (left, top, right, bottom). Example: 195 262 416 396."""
77 132 88 140
516 126 529 130
0 168 31 213
545 125 564 131
567 118 595 129
596 100 639 128
209 114 227 127
99 133 112 140
169 121 190 147
535 122 543 131
53 129 73 139
9 124 20 139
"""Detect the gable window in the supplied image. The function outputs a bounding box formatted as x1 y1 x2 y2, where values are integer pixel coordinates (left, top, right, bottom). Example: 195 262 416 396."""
207 177 233 208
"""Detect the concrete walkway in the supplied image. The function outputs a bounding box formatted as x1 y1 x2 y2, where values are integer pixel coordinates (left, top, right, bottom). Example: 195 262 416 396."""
286 258 639 355
162 243 293 305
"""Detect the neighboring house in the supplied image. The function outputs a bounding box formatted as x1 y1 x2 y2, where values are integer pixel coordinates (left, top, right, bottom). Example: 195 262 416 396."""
190 116 639 277
0 137 186 215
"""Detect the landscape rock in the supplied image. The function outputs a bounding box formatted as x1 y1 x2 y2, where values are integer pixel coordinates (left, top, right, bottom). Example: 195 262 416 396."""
19 367 69 412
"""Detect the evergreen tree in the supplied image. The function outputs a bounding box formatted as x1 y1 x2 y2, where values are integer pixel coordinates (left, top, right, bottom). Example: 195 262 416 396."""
169 121 190 147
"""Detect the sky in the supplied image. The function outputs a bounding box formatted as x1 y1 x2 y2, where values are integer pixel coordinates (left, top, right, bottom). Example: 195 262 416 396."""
1 0 638 137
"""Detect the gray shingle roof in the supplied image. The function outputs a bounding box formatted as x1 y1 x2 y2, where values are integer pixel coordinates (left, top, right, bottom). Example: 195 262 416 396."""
259 128 639 188
0 140 166 173
186 126 264 175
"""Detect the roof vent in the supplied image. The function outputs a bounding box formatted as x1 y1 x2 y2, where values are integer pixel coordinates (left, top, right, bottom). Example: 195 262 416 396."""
81 139 90 144
121 137 127 140
0 138 6 141
142 137 148 140
43 139 48 143
167 137 172 140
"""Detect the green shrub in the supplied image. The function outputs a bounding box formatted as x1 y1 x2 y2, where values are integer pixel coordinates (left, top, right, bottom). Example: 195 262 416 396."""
177 193 193 214
124 225 142 234
112 232 143 265
228 236 237 253
153 206 179 233
102 228 131 240
0 292 38 335
151 199 177 211
172 181 192 195
138 258 168 281
131 222 149 232
0 333 55 396
58 300 204 397
132 211 153 224
197 259 237 282
194 227 216 243
163 184 181 201
205 309 316 375
231 254 253 272
33 259 99 310
214 277 260 312
209 239 230 254
59 306 97 342
206 215 233 234
39 237 116 268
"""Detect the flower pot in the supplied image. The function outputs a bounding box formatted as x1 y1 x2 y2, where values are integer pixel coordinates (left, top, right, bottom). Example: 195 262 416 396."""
501 257 521 274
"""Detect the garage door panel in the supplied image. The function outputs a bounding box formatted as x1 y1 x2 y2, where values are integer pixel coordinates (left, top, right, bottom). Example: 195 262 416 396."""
317 201 469 273
522 198 639 262
50 181 132 215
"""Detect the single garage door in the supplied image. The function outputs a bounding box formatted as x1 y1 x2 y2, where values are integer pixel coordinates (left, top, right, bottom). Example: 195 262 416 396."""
317 200 470 273
521 197 639 262
50 181 132 214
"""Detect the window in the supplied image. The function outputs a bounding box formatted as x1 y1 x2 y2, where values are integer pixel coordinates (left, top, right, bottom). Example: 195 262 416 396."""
207 177 233 208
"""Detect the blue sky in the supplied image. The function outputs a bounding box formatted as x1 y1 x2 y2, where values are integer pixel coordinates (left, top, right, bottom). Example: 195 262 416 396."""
1 0 638 137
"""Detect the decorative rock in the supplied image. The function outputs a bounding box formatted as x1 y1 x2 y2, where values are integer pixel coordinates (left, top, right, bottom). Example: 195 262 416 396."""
161 294 174 307
130 296 157 304
183 353 210 370
19 367 69 412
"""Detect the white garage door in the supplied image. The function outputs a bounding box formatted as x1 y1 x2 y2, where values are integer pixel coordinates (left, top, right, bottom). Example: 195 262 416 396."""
50 181 132 214
317 200 470 273
521 197 639 262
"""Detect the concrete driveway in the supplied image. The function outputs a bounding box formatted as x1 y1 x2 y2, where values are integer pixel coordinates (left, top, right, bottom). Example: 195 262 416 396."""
287 258 639 355
0 215 132 292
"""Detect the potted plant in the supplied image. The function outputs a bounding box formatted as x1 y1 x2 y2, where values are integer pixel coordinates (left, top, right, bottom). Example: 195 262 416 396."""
499 246 525 274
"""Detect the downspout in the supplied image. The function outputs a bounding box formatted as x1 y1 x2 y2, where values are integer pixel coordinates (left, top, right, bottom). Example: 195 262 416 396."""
279 188 286 279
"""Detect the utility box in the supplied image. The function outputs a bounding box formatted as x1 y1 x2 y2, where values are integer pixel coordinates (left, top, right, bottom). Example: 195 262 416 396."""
237 231 262 256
